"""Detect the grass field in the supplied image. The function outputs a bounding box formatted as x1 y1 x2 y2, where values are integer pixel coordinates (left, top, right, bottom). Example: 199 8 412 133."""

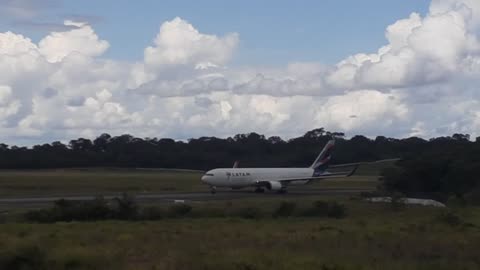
0 169 207 197
5 161 474 269
0 198 479 270
0 167 381 198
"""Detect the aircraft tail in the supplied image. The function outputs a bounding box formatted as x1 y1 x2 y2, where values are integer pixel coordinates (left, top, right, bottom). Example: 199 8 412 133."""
310 139 335 173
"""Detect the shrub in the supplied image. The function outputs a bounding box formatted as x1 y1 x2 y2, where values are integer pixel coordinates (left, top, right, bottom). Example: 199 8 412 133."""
168 203 192 218
0 245 47 270
302 200 347 219
25 197 111 223
273 201 297 217
327 201 347 218
464 188 480 206
87 196 111 218
24 209 55 223
197 207 227 218
302 200 329 217
390 193 406 211
237 207 262 219
113 193 138 220
359 191 385 198
437 211 463 227
314 200 330 213
51 197 111 221
140 206 164 220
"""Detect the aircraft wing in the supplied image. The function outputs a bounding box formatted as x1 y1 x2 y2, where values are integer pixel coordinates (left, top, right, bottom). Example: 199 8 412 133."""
328 158 401 168
257 165 359 185
256 158 400 184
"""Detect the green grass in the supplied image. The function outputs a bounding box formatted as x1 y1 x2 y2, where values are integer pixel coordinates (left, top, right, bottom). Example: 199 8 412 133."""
309 176 379 189
0 169 379 198
0 199 479 270
0 169 207 197
0 161 476 269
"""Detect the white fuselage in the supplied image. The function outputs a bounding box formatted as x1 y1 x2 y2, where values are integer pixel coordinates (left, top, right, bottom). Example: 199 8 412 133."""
201 167 314 188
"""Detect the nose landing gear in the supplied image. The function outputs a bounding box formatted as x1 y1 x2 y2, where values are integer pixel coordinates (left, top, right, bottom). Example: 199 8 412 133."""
210 186 217 194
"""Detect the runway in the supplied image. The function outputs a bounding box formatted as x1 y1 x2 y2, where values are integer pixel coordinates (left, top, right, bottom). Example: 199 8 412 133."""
0 188 370 209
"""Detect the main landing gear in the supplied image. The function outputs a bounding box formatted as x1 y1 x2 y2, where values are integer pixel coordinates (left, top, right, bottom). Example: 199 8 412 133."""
254 187 287 193
210 186 217 194
254 187 265 193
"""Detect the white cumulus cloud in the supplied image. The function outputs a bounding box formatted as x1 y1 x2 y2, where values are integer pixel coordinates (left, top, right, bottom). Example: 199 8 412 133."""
0 3 480 144
329 8 480 90
38 20 110 63
144 17 238 68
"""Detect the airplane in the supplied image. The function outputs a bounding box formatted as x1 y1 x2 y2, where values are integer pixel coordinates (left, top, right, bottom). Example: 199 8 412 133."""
201 139 397 194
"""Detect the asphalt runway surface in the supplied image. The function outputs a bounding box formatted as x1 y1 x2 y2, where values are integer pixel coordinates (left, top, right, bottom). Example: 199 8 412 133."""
0 188 370 209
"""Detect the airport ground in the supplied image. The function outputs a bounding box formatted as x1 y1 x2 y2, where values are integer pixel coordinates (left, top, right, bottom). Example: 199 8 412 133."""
0 167 478 269
0 168 378 197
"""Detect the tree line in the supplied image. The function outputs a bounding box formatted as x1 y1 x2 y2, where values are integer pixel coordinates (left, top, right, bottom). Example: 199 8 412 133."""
0 128 477 170
380 132 480 202
0 128 479 201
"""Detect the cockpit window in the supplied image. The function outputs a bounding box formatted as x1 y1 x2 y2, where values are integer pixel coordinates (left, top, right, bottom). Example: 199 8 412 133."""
205 173 214 176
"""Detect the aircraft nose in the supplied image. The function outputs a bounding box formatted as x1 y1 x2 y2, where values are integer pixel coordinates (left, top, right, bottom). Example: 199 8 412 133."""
201 172 214 184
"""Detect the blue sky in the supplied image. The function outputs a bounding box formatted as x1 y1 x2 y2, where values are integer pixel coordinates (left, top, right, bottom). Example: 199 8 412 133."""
1 0 480 144
3 0 430 65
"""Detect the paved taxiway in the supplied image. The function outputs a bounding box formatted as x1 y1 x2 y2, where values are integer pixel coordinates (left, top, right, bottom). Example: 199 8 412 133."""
0 188 370 209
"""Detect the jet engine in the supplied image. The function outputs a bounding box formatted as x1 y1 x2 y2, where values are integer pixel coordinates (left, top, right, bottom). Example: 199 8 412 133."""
266 181 283 191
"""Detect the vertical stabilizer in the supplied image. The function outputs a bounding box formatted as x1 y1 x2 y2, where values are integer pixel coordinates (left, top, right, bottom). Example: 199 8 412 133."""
310 139 335 172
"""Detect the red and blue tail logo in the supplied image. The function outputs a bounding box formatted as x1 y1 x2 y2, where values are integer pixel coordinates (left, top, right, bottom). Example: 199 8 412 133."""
311 140 334 176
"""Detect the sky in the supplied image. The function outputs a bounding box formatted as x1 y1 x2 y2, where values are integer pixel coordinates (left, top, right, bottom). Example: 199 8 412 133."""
0 0 479 145
2 1 431 64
